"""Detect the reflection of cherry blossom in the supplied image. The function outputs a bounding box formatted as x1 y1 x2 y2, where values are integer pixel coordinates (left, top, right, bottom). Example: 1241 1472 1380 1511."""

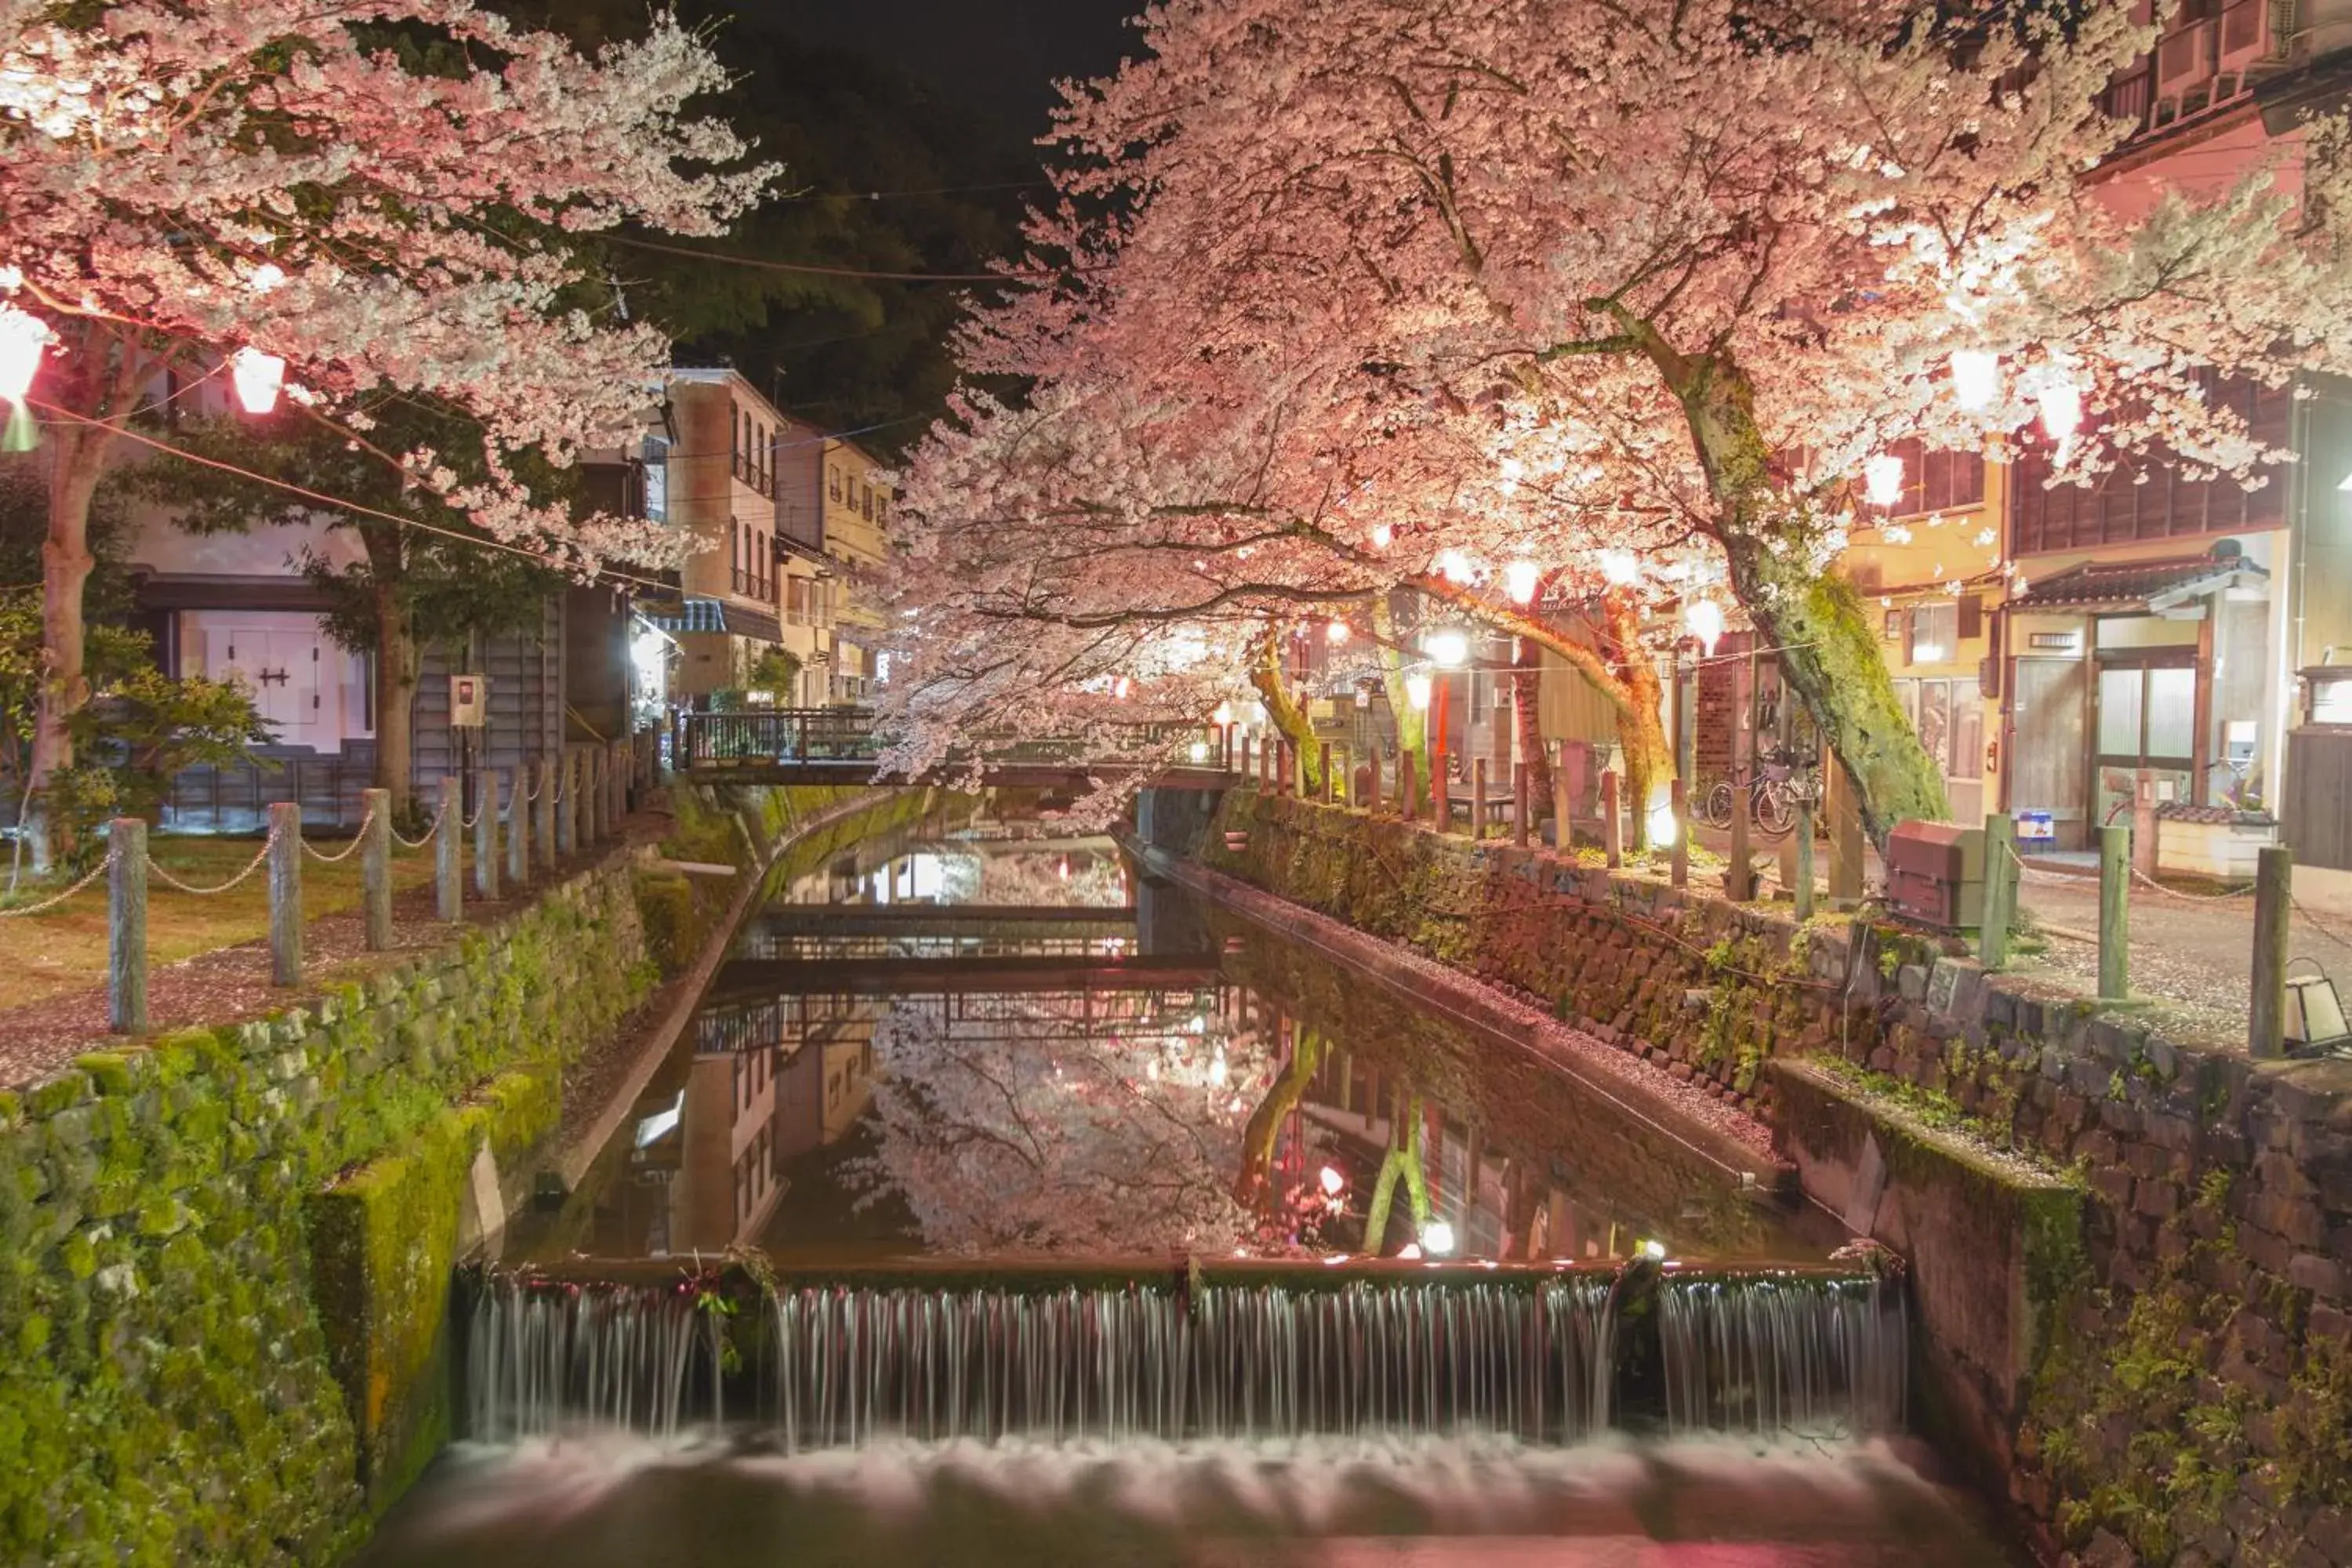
934 848 1131 910
852 993 1287 1255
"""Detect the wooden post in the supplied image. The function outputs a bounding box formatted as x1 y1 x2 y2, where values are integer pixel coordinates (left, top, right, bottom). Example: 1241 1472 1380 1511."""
435 775 462 922
1472 757 1488 840
1512 762 1530 848
361 787 393 952
1552 739 1573 853
1401 750 1419 821
534 757 557 877
1365 750 1381 814
107 818 147 1035
1319 741 1333 804
1794 800 1816 920
1601 769 1622 868
1241 735 1255 786
475 769 500 902
1980 812 2017 970
506 770 528 887
2098 822 2130 1001
557 750 579 856
2132 768 2159 880
610 740 627 828
1435 750 1453 834
1670 778 1690 888
1728 658 1754 900
1825 740 1866 903
2250 844 2292 1060
268 800 301 986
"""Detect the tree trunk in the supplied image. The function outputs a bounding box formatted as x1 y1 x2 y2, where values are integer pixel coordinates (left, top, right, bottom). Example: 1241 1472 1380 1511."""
1601 590 1668 854
27 425 110 872
1671 354 1948 844
1371 595 1426 774
1249 631 1322 791
1510 633 1552 808
372 579 420 818
1409 575 1671 853
1232 1025 1322 1207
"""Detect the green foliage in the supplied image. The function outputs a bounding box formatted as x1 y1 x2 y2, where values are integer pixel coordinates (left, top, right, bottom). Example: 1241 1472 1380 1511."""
746 647 801 698
0 593 270 869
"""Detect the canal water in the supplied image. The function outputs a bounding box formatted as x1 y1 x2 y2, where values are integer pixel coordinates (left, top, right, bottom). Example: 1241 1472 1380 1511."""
358 825 2022 1565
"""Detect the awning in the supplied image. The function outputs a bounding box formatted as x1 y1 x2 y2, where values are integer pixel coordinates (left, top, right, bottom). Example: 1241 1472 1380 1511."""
644 597 786 644
2007 552 2268 614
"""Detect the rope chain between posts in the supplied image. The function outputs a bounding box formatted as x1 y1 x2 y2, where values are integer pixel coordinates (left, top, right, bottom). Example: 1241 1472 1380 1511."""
1994 833 2255 900
146 826 277 896
303 803 377 863
0 848 116 917
2291 895 2352 953
389 797 449 851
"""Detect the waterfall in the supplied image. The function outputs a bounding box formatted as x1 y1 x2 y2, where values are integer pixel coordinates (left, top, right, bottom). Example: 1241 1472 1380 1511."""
460 1266 1901 1448
464 1272 1616 1446
1654 1272 1907 1438
465 1276 713 1443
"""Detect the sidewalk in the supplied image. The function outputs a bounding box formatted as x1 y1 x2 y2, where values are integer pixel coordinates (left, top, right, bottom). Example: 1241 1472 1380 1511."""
1687 823 2352 1047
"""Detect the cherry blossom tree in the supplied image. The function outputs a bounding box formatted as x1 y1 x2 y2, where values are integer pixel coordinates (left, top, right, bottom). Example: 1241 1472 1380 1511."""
852 989 1285 1254
897 0 2352 843
0 1 772 862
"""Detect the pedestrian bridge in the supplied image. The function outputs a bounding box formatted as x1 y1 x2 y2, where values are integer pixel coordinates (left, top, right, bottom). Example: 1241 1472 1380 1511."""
675 709 1234 789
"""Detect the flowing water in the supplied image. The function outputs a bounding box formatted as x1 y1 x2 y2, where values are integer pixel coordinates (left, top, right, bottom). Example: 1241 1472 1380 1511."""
363 821 2020 1564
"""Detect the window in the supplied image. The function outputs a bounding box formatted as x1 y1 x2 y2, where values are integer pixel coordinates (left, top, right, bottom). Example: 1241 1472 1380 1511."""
1907 601 1958 666
1878 440 1987 517
1891 677 1984 782
861 484 874 522
2096 659 2198 765
829 465 843 503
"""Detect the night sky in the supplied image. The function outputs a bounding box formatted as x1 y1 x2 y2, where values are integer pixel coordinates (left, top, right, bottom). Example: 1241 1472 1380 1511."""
731 0 1146 140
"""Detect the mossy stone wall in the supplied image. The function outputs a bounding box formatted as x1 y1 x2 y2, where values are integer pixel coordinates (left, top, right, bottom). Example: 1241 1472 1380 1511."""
0 853 661 1566
1198 789 2352 1567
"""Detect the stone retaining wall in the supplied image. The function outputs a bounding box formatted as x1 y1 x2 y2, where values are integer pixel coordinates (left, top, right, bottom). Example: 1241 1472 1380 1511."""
1192 789 2352 1568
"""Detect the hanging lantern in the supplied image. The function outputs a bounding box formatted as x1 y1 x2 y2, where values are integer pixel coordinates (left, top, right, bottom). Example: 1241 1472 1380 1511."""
1112 675 1132 700
1405 673 1433 711
1685 597 1726 654
2037 372 2082 446
1599 550 1639 586
231 347 287 415
1436 548 1474 584
1325 619 1351 645
1863 452 1905 509
1370 523 1393 550
0 304 50 404
1213 702 1234 726
1504 560 1541 604
1424 629 1469 668
1949 349 2000 412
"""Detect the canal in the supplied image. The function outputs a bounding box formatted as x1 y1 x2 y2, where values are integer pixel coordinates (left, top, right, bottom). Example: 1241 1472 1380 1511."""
358 823 2023 1565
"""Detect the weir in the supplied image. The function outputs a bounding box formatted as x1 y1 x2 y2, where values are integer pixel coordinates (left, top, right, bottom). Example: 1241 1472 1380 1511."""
458 1262 1904 1451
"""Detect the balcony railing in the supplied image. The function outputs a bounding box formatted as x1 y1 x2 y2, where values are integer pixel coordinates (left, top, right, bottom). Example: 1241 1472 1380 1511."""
2099 2 2288 134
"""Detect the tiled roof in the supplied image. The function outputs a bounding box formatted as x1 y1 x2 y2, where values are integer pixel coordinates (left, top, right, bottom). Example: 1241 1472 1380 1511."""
2009 553 2267 612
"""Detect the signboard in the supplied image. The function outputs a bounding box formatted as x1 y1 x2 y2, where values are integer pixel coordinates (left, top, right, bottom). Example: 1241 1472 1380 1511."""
449 673 491 728
2016 809 2056 844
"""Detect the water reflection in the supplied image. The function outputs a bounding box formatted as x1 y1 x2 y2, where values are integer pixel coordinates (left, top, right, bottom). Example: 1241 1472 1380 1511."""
522 830 1825 1270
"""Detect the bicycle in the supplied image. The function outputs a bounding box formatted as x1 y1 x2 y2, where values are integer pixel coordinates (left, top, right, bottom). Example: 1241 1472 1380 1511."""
1700 744 1813 838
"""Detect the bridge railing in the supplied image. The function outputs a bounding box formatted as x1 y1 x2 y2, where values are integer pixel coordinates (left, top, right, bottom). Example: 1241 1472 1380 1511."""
677 709 1229 775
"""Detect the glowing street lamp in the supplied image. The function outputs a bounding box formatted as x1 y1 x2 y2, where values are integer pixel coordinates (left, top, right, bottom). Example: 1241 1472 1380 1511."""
0 304 50 405
1425 629 1469 668
230 347 287 415
1370 522 1394 550
1949 349 2000 411
2036 369 2082 450
1504 560 1540 604
1436 548 1474 584
1318 1165 1345 1197
1325 619 1351 645
1684 597 1726 655
1421 1220 1457 1258
1599 550 1639 586
1863 453 1905 509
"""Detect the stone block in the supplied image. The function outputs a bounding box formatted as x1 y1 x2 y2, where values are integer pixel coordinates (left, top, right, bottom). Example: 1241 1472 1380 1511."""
2289 1252 2348 1299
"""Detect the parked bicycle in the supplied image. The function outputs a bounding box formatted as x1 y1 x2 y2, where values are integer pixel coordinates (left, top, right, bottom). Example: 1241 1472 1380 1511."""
1699 743 1815 837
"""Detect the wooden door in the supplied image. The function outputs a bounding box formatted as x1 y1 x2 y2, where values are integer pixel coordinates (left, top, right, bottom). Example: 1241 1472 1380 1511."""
2011 657 2089 840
